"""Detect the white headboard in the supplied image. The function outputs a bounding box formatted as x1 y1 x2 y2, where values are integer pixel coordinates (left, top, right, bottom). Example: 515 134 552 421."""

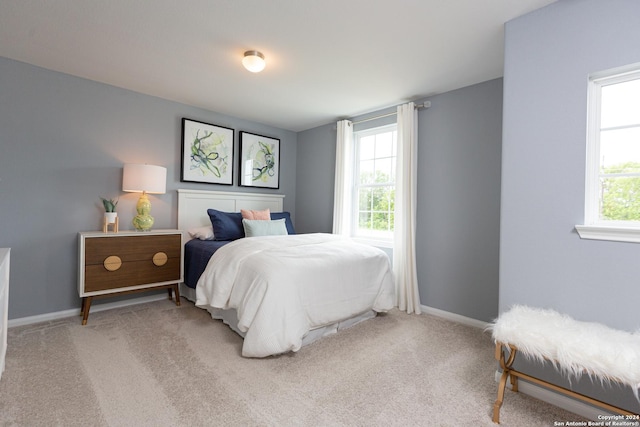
177 189 285 235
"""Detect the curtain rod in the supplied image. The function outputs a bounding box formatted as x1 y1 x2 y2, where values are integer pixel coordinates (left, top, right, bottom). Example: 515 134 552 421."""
350 101 431 125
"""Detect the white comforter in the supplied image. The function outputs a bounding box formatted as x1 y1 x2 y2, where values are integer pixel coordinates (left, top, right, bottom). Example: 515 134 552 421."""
195 233 395 357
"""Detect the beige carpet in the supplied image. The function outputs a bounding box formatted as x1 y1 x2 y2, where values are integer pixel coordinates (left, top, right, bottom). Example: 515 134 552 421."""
0 300 587 426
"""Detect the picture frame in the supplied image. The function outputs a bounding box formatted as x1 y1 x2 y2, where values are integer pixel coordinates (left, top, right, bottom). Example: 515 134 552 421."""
239 131 280 189
181 118 234 185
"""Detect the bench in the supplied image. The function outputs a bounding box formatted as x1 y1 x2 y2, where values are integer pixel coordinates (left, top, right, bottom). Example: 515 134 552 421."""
488 305 640 424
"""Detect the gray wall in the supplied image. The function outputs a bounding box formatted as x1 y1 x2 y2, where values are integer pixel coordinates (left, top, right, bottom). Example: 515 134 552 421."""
0 57 297 320
296 79 503 323
294 123 336 234
501 0 640 411
418 79 502 322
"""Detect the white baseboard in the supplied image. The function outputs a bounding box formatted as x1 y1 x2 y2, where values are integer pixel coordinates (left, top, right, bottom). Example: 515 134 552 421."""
493 370 615 421
8 294 169 328
420 304 489 329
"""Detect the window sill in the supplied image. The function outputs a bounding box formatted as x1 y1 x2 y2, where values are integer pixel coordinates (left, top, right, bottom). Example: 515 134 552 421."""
575 224 640 243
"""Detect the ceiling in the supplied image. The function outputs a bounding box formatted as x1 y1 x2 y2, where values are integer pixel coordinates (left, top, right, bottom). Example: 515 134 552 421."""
0 0 556 132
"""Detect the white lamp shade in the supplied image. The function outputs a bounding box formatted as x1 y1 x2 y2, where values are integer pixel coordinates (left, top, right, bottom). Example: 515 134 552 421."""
122 164 167 194
242 51 266 73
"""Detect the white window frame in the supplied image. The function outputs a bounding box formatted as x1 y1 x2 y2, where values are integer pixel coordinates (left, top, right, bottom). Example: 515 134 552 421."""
351 124 397 248
576 63 640 243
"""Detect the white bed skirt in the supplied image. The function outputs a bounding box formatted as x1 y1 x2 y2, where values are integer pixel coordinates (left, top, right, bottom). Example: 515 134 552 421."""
180 283 376 350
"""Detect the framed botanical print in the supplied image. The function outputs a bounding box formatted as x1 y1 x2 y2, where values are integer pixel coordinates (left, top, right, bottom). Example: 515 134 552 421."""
181 118 234 185
239 131 280 189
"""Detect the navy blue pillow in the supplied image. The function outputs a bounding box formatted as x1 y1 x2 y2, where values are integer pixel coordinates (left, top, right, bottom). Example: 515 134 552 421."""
270 212 296 235
207 209 244 241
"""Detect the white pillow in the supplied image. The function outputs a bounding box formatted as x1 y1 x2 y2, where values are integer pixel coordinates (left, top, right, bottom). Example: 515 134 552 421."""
242 218 288 237
188 225 215 240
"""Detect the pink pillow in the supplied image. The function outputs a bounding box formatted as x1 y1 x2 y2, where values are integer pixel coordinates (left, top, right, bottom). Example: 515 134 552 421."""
241 208 270 220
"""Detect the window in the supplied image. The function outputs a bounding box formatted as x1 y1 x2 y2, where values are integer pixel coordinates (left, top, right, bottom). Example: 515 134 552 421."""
352 124 397 245
577 64 640 242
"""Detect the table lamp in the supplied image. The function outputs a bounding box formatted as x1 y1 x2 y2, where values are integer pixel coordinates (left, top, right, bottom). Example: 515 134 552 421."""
122 164 167 231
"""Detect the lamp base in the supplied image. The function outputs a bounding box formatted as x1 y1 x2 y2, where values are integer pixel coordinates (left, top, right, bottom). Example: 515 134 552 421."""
132 193 154 231
132 214 154 231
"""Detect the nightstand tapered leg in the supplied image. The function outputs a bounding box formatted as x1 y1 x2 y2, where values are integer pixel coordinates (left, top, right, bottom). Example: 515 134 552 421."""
81 296 92 325
173 284 181 306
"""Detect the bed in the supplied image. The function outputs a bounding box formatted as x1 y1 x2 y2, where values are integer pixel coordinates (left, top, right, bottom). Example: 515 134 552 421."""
177 189 395 357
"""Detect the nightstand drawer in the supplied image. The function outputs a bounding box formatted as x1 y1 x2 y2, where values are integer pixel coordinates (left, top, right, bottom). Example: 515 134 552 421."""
85 257 181 292
84 235 181 264
84 234 181 292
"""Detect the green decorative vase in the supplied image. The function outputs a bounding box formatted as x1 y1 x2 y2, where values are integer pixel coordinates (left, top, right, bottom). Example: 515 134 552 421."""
132 193 154 231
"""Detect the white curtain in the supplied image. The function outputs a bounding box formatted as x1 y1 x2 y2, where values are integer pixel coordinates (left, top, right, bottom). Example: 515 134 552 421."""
332 120 353 236
394 102 421 314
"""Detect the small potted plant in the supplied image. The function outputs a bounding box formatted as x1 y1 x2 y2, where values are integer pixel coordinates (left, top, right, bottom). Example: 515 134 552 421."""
100 197 118 225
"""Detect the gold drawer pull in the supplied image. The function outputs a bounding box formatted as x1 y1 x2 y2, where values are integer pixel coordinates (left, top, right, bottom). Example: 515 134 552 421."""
152 252 168 266
103 255 122 271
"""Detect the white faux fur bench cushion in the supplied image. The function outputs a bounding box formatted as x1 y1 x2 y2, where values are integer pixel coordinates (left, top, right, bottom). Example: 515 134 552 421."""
489 305 640 397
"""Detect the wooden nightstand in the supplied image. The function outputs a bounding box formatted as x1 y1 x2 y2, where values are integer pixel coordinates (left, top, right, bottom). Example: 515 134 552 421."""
78 229 183 325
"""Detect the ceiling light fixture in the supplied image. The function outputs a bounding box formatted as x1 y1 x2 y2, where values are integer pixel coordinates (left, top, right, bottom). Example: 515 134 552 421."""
242 50 266 73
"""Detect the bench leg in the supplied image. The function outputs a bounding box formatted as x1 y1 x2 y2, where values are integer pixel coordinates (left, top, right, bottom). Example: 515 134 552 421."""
493 368 509 423
492 343 518 424
510 372 519 392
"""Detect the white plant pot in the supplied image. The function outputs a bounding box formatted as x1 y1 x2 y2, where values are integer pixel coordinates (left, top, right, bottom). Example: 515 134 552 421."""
104 212 118 223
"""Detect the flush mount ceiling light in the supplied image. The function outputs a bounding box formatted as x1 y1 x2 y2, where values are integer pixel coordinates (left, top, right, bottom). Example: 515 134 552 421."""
242 50 266 73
